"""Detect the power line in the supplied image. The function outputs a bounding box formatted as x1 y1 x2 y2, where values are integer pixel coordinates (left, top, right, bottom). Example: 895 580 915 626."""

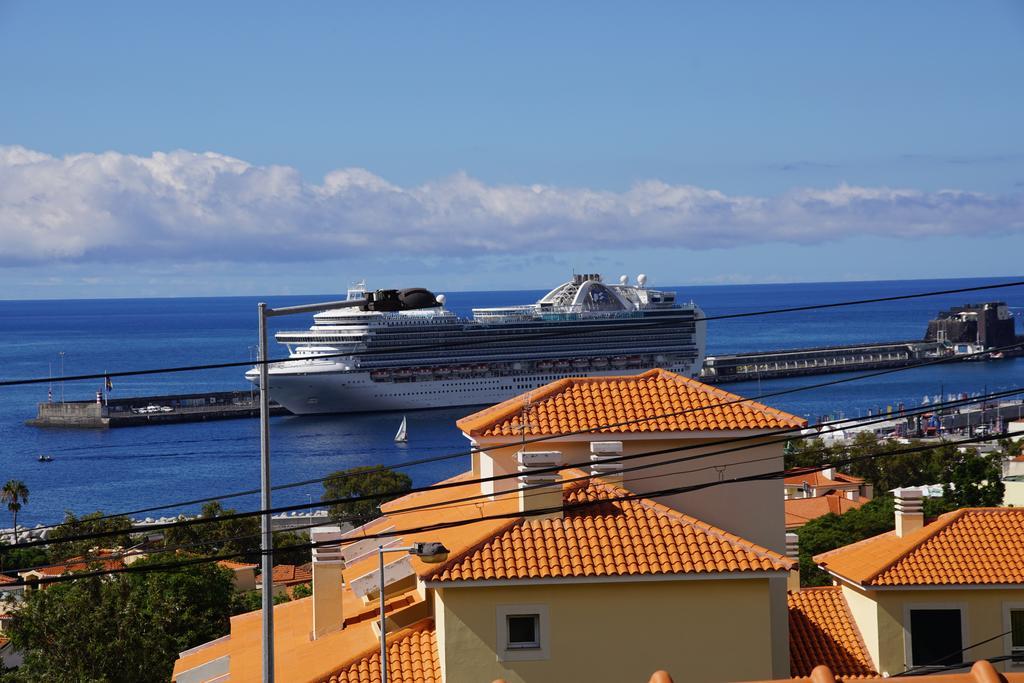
3 399 1010 558
892 629 1014 676
2 279 1022 388
9 429 1008 587
16 337 1021 536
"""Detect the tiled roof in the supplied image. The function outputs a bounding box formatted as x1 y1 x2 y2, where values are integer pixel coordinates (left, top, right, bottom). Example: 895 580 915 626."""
833 472 864 484
27 551 126 577
815 508 1024 586
785 494 866 530
218 560 258 570
456 369 806 437
784 469 859 489
745 660 1024 682
0 573 17 585
429 475 792 582
316 619 439 683
788 587 876 678
256 563 313 586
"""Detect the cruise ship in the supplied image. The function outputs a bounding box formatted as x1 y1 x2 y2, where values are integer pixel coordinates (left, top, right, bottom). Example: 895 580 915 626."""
248 273 706 414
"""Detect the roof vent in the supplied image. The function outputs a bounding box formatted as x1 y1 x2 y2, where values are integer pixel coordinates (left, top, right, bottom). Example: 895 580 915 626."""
517 450 563 520
894 488 924 537
590 441 623 484
785 532 800 592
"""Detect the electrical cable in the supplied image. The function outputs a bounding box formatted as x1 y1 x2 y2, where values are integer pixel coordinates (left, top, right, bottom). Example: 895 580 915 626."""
14 337 1022 536
10 428 1008 586
11 392 987 575
2 279 1022 388
9 376 1015 547
891 629 1015 676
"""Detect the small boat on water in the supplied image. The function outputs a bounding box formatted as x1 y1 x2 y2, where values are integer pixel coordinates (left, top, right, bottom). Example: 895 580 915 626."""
38 454 53 462
394 416 408 443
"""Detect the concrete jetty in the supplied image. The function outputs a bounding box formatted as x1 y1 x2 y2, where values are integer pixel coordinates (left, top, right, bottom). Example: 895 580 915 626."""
26 390 289 429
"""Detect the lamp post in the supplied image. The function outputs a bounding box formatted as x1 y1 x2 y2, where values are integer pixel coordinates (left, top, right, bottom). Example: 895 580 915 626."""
377 542 449 683
255 293 376 683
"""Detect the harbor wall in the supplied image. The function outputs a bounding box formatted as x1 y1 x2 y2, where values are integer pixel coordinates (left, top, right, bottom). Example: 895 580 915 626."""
27 401 106 428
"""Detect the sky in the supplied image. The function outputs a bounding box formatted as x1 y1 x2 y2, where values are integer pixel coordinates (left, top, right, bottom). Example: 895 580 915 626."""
1 1 1023 298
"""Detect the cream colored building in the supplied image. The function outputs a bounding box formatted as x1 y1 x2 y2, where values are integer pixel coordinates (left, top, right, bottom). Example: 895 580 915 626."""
174 370 807 683
808 489 1024 677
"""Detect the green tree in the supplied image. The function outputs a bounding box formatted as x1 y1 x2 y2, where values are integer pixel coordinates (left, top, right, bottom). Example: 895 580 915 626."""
163 501 260 561
940 445 1005 507
47 510 133 561
0 540 48 575
0 481 28 544
4 554 233 682
322 466 412 527
162 502 310 566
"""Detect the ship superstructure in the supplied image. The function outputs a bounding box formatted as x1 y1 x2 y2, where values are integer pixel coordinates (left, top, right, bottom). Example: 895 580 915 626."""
248 274 706 414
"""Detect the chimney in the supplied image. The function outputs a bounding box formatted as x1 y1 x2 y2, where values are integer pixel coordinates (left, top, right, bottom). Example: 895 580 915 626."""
590 441 624 484
821 466 834 480
517 451 562 520
894 488 924 538
785 532 800 592
311 525 345 639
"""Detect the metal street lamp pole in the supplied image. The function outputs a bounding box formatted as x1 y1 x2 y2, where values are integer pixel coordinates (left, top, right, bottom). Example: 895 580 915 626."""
255 294 369 683
258 303 274 683
377 543 449 683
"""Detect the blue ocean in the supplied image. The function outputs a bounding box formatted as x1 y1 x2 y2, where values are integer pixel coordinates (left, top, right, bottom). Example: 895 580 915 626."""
2 276 1023 525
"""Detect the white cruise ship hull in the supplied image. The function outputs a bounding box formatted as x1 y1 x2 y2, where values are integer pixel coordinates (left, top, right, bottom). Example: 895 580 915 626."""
264 363 697 415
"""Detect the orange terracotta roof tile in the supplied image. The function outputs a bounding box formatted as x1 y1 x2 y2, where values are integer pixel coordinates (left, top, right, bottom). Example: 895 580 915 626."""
315 619 439 683
832 472 864 484
784 469 856 489
0 573 17 585
256 563 313 586
429 474 792 582
456 369 806 438
815 508 1024 586
29 552 126 576
743 660 1024 682
785 494 866 530
788 587 876 678
217 560 258 570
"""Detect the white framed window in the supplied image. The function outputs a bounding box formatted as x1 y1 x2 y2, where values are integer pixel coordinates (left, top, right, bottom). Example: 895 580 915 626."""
1004 603 1024 669
903 603 968 669
496 604 549 662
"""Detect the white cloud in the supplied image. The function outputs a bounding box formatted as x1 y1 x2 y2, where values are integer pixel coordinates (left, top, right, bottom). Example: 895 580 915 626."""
0 145 1021 266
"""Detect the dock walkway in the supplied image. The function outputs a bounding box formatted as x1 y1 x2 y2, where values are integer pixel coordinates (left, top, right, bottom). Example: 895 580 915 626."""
27 390 288 429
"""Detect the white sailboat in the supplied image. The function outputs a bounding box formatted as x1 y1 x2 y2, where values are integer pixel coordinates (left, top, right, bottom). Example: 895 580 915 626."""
394 416 408 443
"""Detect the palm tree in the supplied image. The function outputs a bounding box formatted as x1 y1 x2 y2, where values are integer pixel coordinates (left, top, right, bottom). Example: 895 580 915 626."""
1 480 29 543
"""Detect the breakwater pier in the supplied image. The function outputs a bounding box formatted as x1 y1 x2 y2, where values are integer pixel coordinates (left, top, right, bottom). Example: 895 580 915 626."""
700 340 948 384
26 390 288 429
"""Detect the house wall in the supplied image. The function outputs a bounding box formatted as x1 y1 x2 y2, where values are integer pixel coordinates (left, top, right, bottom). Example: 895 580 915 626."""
842 583 1024 675
475 434 786 554
435 578 776 683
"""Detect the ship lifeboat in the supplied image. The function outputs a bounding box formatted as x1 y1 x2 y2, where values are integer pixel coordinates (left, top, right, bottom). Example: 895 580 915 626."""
369 369 390 381
434 367 451 377
536 360 553 371
591 357 609 369
611 356 628 368
415 367 434 378
573 358 590 369
474 364 489 374
626 355 643 367
455 365 473 376
554 360 571 370
394 368 413 379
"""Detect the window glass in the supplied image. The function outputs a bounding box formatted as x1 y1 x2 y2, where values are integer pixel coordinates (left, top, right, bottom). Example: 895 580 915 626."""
507 614 540 649
1012 609 1024 661
910 609 963 666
